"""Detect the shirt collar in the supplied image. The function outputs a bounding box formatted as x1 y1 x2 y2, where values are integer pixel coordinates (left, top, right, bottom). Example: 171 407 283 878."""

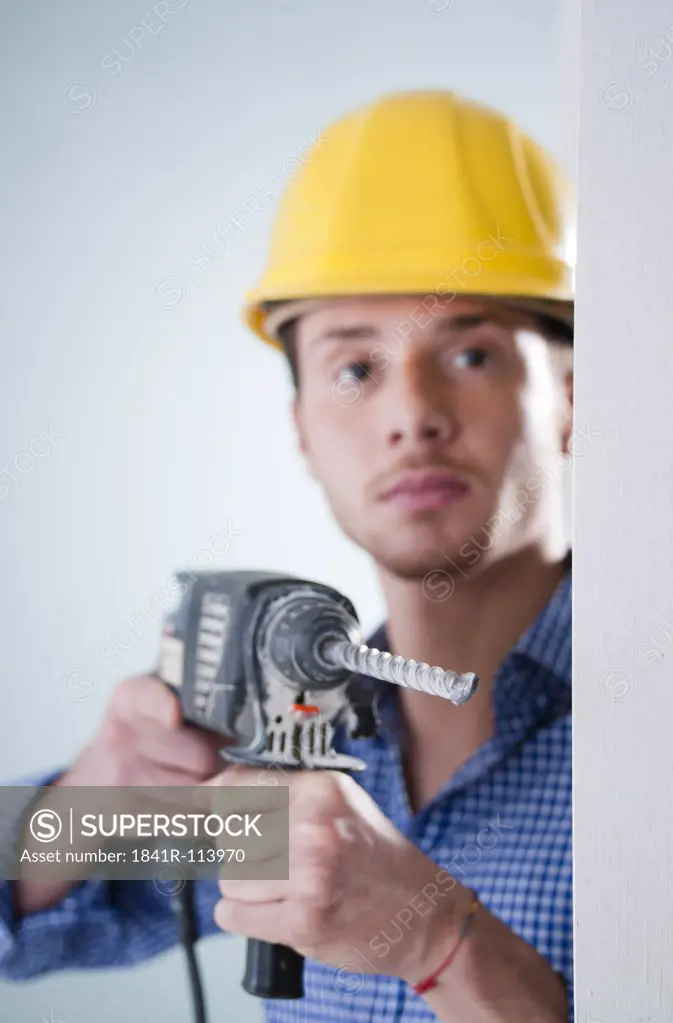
492 552 572 739
509 551 571 683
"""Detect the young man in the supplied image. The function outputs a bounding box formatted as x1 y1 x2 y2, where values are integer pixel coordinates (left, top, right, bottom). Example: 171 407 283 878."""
0 90 575 1021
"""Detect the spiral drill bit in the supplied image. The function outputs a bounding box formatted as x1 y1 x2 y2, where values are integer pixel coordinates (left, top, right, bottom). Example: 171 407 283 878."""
320 638 478 705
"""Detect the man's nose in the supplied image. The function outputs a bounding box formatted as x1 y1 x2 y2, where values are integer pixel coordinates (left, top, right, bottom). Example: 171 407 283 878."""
383 360 458 448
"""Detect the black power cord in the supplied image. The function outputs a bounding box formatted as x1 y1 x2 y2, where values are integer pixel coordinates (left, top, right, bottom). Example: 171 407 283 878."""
174 880 208 1023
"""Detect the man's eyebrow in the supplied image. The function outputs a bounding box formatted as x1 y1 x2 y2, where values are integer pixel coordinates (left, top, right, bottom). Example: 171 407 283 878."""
434 313 496 331
309 325 380 346
308 313 499 348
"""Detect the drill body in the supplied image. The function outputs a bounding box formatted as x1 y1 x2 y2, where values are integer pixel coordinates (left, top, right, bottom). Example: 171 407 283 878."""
156 568 477 1001
158 569 377 773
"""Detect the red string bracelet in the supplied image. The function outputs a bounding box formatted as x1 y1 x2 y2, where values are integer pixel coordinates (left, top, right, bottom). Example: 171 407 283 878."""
412 887 480 996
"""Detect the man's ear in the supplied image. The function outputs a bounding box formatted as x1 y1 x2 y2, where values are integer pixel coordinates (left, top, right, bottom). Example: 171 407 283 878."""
560 366 574 455
291 397 317 480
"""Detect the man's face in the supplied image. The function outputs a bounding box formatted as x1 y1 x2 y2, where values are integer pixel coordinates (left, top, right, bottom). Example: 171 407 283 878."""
291 294 572 579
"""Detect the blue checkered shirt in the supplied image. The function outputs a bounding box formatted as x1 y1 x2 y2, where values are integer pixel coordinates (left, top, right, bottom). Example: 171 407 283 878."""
0 565 573 1021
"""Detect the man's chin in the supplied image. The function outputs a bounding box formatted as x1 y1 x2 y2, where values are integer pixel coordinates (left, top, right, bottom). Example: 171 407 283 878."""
364 535 476 582
343 509 483 580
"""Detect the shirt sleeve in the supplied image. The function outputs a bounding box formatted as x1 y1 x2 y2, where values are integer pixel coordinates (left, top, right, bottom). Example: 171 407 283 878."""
0 769 222 980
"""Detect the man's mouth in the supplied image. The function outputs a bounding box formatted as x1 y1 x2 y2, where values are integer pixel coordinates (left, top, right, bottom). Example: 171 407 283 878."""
378 469 471 512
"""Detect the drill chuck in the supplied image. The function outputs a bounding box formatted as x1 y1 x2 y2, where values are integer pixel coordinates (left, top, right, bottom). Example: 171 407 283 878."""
262 587 360 691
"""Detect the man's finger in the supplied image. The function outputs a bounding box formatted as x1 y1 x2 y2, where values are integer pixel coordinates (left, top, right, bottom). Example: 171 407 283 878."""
214 897 289 944
114 674 181 730
139 726 228 779
218 878 290 902
205 763 288 788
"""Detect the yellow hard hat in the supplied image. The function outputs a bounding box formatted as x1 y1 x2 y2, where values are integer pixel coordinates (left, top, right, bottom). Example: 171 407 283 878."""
242 89 575 350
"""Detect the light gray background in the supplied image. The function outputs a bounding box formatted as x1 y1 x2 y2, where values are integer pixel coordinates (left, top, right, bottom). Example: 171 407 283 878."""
0 1 567 1020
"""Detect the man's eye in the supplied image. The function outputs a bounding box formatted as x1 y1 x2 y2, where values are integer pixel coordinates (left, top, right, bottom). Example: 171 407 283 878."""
337 361 374 381
451 346 491 370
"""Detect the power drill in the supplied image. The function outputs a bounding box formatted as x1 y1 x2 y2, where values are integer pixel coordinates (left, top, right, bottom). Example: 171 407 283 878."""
156 569 478 1002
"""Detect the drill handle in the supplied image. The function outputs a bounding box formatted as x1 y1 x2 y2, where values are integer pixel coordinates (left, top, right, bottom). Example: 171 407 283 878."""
243 939 305 999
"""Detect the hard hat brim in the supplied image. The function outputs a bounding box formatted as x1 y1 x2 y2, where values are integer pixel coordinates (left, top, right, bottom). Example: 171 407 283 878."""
253 293 574 351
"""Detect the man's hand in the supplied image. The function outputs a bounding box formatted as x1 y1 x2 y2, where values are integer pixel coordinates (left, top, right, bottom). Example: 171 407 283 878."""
209 769 570 1022
210 768 468 986
14 674 228 916
61 673 227 788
